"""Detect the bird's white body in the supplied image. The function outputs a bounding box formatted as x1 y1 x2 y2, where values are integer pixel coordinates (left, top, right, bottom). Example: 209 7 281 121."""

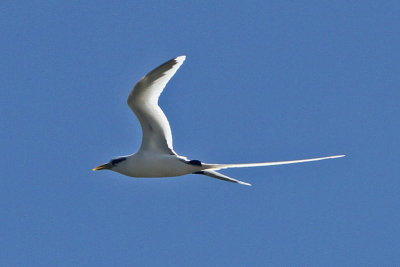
93 55 344 186
113 153 203 178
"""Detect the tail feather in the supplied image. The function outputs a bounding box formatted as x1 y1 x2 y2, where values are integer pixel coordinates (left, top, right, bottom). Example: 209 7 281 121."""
203 155 345 171
194 170 251 186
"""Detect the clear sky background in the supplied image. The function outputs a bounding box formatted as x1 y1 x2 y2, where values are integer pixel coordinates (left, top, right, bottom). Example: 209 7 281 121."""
1 1 399 266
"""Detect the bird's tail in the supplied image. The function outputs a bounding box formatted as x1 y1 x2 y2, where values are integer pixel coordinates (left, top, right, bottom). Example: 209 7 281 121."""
194 170 252 186
203 155 345 171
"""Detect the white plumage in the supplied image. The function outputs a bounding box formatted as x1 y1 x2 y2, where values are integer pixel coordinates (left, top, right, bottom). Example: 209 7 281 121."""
93 55 344 186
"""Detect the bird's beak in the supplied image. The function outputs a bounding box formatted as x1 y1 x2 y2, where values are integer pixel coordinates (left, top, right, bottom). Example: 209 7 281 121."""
93 163 112 171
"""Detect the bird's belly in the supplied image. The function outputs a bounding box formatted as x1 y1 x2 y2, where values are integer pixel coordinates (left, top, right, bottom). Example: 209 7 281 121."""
118 155 202 178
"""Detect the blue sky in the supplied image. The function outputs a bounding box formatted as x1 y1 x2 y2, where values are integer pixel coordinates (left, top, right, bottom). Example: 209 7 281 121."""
1 1 399 266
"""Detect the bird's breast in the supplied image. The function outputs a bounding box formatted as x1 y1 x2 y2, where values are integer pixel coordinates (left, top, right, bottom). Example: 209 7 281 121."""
115 154 202 178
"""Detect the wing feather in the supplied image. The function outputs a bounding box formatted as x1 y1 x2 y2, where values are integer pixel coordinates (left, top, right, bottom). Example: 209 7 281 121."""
127 56 186 154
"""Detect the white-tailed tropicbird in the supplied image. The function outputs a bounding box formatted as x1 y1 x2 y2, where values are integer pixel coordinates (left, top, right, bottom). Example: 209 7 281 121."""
93 55 344 186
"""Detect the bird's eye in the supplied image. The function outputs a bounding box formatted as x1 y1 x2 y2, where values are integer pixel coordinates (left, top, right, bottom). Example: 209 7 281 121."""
111 157 127 166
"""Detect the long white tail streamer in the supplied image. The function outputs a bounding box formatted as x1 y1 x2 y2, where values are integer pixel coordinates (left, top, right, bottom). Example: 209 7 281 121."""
205 155 345 171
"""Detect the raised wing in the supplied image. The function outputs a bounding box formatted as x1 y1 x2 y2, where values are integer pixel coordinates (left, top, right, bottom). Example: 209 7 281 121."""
127 56 186 154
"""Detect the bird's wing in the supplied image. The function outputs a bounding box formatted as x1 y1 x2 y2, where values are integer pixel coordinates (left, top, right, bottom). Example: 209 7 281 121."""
195 170 252 186
127 56 186 154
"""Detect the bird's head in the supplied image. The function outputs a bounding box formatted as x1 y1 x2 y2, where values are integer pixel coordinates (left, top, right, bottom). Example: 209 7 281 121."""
93 156 128 171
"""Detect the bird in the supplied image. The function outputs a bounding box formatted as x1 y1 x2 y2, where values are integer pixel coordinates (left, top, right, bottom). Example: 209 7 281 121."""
93 55 345 186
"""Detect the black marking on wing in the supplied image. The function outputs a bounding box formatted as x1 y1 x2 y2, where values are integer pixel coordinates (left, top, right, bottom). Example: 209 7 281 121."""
142 57 182 86
187 160 202 166
193 171 205 175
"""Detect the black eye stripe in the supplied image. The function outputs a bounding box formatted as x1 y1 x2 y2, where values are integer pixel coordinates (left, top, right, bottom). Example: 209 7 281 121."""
111 157 127 166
